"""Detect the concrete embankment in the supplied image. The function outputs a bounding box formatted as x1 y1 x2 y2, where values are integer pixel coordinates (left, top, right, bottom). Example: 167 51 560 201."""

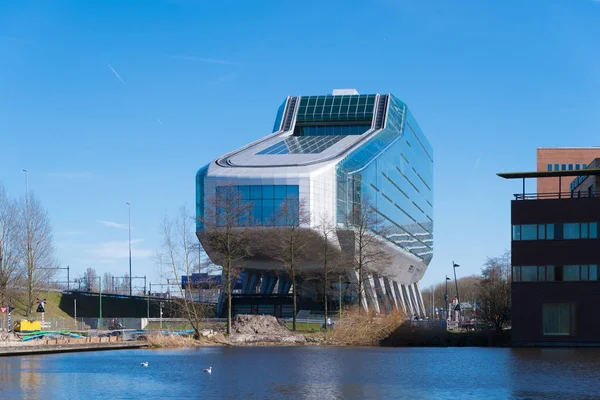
0 341 147 357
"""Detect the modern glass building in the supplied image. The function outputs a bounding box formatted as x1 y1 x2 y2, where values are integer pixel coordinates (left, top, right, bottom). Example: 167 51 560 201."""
196 89 433 317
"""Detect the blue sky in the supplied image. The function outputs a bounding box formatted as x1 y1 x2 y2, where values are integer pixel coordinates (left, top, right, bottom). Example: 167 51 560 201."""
1 0 600 290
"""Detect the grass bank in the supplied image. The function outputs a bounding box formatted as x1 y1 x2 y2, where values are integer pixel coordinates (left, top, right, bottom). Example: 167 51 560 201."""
380 323 511 347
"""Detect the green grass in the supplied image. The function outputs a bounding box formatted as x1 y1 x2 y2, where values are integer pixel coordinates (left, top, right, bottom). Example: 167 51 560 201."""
11 291 72 320
284 322 323 332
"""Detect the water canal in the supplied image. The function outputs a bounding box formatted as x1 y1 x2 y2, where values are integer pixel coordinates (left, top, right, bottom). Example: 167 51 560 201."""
1 346 600 399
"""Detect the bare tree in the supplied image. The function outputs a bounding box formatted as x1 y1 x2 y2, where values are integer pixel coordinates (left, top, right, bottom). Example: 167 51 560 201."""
157 206 204 338
82 267 98 292
342 196 391 313
422 275 482 319
478 250 511 333
200 186 253 336
19 193 56 315
103 272 114 293
316 214 341 329
0 184 21 306
272 198 311 331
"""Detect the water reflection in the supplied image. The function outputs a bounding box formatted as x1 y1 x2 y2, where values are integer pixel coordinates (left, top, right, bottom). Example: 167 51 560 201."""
0 347 600 399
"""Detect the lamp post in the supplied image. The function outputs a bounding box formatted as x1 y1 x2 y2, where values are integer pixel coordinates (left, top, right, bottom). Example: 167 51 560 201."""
127 202 132 296
453 261 461 323
445 275 451 320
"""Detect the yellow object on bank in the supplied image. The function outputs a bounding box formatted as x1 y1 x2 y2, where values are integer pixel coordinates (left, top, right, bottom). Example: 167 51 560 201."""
14 320 42 332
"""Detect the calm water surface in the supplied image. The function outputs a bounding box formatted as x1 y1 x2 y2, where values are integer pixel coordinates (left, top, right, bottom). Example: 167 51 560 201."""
1 346 600 399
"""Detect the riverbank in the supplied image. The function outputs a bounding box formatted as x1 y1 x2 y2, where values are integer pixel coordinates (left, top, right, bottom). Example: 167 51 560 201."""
0 341 147 357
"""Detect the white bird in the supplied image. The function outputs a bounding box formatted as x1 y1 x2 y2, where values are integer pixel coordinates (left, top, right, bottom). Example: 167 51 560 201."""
140 362 148 367
203 366 212 374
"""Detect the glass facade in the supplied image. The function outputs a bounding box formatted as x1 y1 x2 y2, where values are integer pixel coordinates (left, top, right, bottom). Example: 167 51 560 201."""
214 185 299 227
272 100 287 132
296 95 376 123
257 136 346 155
512 222 598 241
336 95 434 264
299 125 370 136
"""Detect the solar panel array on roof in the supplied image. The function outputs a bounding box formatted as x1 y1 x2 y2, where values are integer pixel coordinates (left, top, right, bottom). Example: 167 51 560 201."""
257 136 346 155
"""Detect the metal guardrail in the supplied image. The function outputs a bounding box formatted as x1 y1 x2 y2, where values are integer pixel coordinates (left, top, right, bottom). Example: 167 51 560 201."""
515 191 600 200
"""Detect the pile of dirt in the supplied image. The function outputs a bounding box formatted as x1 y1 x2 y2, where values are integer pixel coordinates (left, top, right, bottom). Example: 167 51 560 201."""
231 315 292 336
229 315 306 345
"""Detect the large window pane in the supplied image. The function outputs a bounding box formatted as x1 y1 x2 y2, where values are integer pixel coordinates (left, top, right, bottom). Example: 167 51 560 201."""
538 266 546 281
582 223 589 239
543 303 574 336
250 186 262 199
512 266 521 282
538 225 545 240
590 265 598 281
238 186 250 200
546 224 554 239
286 185 299 198
262 199 274 225
564 223 580 239
591 222 598 239
251 201 262 225
564 265 580 281
262 185 274 199
546 265 555 281
521 225 537 240
512 225 521 241
521 266 538 281
274 185 287 199
581 265 589 281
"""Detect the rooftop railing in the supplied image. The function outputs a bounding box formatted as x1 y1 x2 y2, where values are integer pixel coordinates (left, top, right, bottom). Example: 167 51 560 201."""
514 191 600 200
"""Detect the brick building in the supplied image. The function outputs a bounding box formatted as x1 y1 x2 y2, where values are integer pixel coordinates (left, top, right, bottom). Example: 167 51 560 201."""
499 166 600 346
536 148 600 194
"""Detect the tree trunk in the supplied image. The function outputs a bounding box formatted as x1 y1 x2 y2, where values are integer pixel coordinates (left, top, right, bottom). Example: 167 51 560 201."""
323 265 328 330
291 266 296 332
226 260 232 336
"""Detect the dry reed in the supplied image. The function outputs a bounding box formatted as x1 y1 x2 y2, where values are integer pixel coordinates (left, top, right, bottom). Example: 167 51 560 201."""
326 308 405 346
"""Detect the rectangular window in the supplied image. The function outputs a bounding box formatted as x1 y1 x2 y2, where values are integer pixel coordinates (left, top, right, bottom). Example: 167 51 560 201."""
547 164 552 171
564 223 580 239
250 186 262 199
538 225 545 240
561 164 566 171
521 266 538 282
512 266 521 282
543 303 575 336
581 265 589 281
521 224 537 240
568 164 573 170
274 185 287 199
576 164 581 170
564 265 580 281
512 225 521 241
582 223 589 239
591 222 598 239
538 266 546 281
554 164 559 171
546 224 554 240
546 265 555 281
590 265 598 281
262 185 274 199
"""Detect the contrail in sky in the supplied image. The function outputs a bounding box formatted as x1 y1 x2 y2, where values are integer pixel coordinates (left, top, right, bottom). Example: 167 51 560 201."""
108 63 126 84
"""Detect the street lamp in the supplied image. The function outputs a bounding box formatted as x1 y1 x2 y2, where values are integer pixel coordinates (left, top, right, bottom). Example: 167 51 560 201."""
445 275 451 320
453 261 461 323
453 262 460 304
127 202 132 297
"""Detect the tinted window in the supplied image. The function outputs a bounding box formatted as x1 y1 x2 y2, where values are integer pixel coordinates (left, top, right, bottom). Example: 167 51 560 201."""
521 225 537 240
512 225 521 240
564 223 580 239
564 265 580 281
521 266 538 281
546 224 554 239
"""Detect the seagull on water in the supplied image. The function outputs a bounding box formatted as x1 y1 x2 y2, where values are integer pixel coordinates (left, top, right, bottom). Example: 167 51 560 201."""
140 362 148 367
203 366 212 374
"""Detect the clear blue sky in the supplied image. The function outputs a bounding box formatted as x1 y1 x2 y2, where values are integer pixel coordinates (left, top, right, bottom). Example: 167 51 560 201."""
2 0 600 290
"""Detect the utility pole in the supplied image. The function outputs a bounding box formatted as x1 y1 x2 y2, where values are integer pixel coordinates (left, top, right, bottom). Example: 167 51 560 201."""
127 202 132 296
445 275 450 320
453 261 461 323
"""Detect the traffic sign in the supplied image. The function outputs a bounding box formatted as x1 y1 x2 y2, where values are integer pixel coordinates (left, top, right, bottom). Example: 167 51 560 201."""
0 306 7 314
36 298 46 313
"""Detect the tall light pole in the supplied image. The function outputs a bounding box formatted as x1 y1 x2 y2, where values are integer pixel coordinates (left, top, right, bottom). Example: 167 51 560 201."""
453 261 461 323
453 262 460 304
127 202 132 296
445 275 451 320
